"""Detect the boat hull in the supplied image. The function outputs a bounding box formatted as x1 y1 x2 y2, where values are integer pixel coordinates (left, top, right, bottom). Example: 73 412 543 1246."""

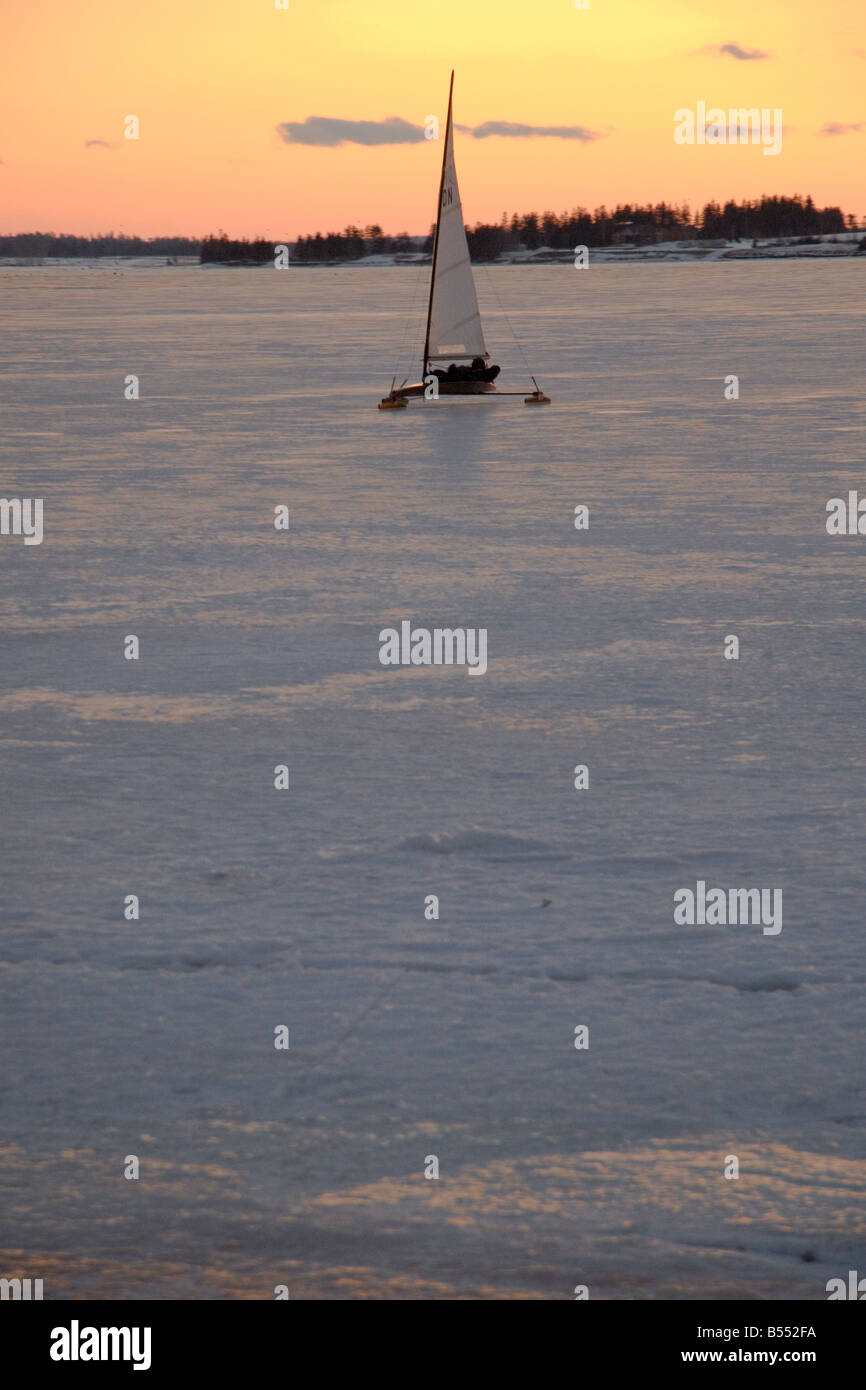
399 380 497 397
378 383 550 407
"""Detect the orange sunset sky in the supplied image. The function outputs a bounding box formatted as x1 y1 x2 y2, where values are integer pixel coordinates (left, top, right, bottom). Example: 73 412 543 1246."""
1 0 864 237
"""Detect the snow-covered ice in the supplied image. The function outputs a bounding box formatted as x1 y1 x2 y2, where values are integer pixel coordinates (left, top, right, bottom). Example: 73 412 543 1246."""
0 262 864 1298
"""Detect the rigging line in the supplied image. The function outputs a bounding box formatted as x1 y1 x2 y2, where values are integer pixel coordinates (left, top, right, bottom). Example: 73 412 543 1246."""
479 260 535 388
391 260 427 384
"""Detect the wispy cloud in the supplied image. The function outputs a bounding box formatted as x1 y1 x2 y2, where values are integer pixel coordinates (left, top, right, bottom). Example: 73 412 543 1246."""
693 42 770 61
820 121 864 136
84 139 114 149
277 117 426 147
470 121 600 141
277 116 602 146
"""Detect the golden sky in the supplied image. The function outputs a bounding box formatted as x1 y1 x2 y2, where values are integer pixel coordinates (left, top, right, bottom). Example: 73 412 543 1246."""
1 0 864 236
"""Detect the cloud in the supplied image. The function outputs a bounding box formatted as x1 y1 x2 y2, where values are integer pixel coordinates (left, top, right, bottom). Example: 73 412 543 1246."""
820 121 864 136
470 121 600 141
277 116 425 147
84 139 114 149
694 42 769 61
277 116 603 146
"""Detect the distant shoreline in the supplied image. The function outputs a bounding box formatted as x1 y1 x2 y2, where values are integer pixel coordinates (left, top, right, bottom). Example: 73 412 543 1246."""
285 237 865 266
2 235 863 270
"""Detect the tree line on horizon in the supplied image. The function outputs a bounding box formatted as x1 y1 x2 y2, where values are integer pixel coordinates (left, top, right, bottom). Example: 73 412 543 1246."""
0 231 200 257
262 196 860 263
465 195 855 259
291 226 417 261
1 196 860 263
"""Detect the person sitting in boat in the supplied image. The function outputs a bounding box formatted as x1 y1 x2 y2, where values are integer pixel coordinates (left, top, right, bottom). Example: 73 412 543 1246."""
469 357 500 381
434 358 500 383
432 362 464 383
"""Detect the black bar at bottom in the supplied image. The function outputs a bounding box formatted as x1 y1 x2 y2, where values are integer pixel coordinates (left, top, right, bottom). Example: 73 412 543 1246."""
1 1299 858 1375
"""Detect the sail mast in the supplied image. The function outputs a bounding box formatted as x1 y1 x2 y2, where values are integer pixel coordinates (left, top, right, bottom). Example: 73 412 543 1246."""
423 70 454 376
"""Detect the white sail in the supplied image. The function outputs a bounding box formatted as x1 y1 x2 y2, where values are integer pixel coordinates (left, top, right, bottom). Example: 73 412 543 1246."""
426 88 488 361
